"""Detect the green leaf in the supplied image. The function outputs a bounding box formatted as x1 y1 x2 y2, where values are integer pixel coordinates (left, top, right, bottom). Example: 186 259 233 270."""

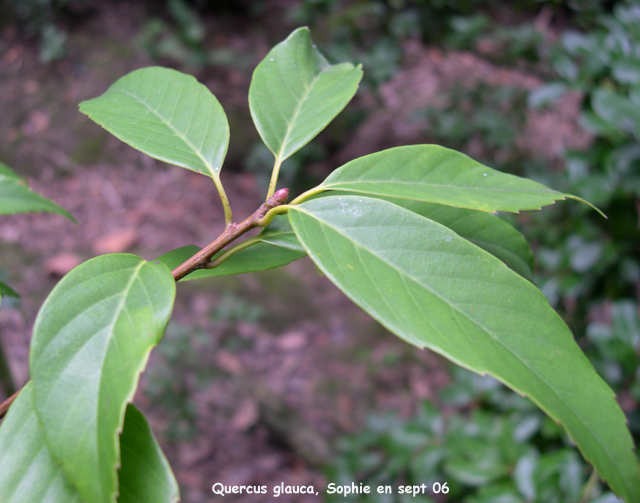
0 384 179 503
288 195 640 503
0 383 83 503
258 213 305 252
30 254 176 503
79 67 229 181
155 215 305 280
156 242 305 281
0 162 22 180
527 82 568 109
316 145 596 214
444 448 508 486
592 87 640 139
0 281 19 298
318 193 534 279
154 244 201 271
181 240 304 279
0 162 74 220
118 404 179 503
388 199 534 281
249 27 362 163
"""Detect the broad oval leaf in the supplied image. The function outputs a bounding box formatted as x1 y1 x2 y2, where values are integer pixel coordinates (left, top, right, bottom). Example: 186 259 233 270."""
118 404 180 503
388 199 534 281
30 254 176 503
288 195 640 503
318 145 595 213
79 67 229 180
0 384 179 503
0 383 83 503
249 27 362 163
0 162 74 220
155 215 305 280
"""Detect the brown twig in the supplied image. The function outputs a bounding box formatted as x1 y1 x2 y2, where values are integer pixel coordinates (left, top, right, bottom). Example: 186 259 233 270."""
171 188 289 281
0 389 19 420
0 188 290 420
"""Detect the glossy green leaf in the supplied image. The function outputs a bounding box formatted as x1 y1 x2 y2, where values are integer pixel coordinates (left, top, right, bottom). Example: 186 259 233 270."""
0 384 179 503
79 67 229 180
249 27 362 163
30 254 176 503
0 281 19 298
288 195 640 503
118 404 179 503
0 162 74 220
317 145 595 213
155 216 305 280
388 199 534 281
0 383 83 503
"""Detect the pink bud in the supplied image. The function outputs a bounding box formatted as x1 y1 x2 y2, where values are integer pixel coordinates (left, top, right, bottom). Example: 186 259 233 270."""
272 188 289 204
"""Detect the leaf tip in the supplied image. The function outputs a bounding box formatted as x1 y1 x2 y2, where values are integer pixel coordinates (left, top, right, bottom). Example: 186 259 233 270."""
565 195 607 218
64 211 78 224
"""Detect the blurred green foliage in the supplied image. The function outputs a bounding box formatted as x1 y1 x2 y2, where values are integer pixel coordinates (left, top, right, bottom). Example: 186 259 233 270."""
529 3 640 337
136 0 209 67
5 0 87 62
420 83 531 168
143 293 263 442
327 367 622 503
143 321 212 442
136 0 258 70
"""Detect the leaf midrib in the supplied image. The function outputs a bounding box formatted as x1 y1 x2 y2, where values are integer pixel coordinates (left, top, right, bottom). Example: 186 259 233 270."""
0 180 58 202
36 262 145 503
275 65 324 160
93 260 146 503
322 180 564 196
115 88 217 179
292 206 625 493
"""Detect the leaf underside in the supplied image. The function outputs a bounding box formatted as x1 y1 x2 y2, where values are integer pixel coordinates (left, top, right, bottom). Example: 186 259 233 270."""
320 145 597 214
30 254 176 503
288 195 640 503
79 67 229 181
249 27 363 163
383 198 535 281
118 404 180 503
0 383 83 503
0 383 179 503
